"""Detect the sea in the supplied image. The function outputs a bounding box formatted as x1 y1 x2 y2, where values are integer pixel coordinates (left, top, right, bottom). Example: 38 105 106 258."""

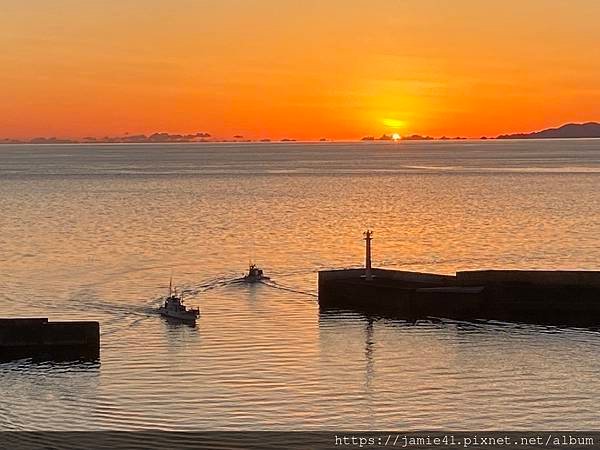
1 139 600 431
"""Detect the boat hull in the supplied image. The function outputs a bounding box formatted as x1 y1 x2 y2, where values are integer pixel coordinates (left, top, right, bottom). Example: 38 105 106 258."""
243 275 270 283
158 308 199 321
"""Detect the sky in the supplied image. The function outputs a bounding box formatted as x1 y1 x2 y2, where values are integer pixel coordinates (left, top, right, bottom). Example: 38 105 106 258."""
1 0 600 140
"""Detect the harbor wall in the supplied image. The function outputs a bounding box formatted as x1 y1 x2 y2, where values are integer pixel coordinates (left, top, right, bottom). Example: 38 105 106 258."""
0 318 100 361
457 270 600 288
319 268 455 285
318 268 600 326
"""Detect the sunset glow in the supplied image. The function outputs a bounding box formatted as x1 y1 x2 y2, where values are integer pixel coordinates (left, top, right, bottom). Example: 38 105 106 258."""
383 119 407 130
1 0 600 140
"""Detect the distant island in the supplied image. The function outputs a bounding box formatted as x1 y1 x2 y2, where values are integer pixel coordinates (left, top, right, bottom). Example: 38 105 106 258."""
361 134 436 141
359 122 600 142
0 132 212 145
2 122 600 144
0 132 304 145
496 122 600 139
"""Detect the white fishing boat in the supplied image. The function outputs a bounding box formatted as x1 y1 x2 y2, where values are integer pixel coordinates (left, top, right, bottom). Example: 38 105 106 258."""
158 277 200 321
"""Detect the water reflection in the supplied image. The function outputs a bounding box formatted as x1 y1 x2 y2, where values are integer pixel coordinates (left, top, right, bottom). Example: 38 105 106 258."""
364 318 374 392
160 316 201 351
3 142 600 430
0 359 100 430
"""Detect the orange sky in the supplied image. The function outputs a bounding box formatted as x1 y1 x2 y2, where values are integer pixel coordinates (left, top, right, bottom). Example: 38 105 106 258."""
1 0 600 140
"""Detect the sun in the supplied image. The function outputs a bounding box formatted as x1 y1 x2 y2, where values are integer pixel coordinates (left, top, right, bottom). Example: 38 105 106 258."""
392 133 401 141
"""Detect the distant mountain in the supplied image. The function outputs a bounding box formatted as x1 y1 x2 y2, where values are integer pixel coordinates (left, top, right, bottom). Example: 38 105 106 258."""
402 134 434 141
497 122 600 139
360 134 435 141
0 131 213 145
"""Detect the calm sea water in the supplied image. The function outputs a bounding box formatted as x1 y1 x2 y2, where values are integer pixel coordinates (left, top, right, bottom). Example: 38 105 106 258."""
1 140 600 431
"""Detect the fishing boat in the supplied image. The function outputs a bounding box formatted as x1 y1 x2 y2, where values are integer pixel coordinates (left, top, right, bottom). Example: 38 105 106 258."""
158 278 200 321
243 263 270 283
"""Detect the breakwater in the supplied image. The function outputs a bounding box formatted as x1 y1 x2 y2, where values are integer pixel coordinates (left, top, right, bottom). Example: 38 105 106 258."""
318 268 600 327
0 318 100 361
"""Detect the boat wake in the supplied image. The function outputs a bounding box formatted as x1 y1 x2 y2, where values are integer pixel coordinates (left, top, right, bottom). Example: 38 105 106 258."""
180 274 248 296
257 279 318 298
178 272 318 299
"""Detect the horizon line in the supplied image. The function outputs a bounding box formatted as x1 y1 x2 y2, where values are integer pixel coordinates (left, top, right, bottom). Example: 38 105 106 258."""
2 121 599 145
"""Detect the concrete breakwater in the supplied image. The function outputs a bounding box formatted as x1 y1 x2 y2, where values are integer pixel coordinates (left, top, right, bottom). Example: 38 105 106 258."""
0 318 100 361
318 268 600 327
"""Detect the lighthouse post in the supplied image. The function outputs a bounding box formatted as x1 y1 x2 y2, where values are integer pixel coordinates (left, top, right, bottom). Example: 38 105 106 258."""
364 230 373 280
